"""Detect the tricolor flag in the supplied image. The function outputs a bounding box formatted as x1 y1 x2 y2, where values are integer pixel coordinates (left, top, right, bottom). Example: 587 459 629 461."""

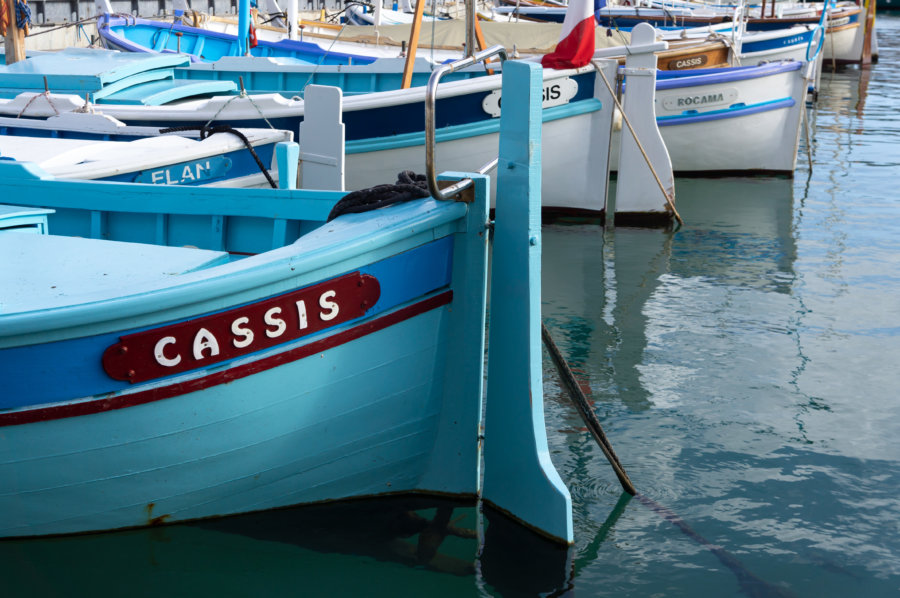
541 0 597 70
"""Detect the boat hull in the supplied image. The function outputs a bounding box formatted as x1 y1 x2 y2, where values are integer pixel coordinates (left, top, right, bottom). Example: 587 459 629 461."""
611 61 808 175
0 168 489 538
1 302 459 537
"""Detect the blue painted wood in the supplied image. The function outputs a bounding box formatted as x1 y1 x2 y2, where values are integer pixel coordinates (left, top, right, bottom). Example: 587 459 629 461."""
237 0 250 57
93 78 237 105
417 171 490 496
0 205 53 234
1 311 452 536
0 237 453 407
0 57 569 542
276 142 300 190
0 48 191 88
99 15 376 66
0 160 483 538
482 61 573 545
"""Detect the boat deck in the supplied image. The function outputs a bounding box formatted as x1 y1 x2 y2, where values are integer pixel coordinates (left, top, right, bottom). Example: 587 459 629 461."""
0 230 228 313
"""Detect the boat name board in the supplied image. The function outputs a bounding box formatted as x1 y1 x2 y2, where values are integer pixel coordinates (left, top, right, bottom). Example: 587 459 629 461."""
102 272 381 383
828 16 850 27
662 87 738 111
772 35 808 48
134 156 232 185
666 55 709 70
481 77 577 117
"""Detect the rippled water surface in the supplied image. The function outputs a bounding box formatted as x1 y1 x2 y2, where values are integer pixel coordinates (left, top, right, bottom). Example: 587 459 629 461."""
4 17 900 598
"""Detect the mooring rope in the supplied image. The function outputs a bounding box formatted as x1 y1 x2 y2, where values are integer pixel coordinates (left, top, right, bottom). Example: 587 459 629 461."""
541 322 636 495
159 124 278 188
590 60 684 227
203 76 277 132
543 319 795 597
326 171 430 221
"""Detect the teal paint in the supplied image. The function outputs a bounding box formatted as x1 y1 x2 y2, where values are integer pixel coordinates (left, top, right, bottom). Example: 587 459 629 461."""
482 60 574 545
276 142 299 190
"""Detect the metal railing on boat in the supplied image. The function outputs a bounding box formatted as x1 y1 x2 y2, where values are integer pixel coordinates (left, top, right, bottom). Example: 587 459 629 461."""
424 44 508 201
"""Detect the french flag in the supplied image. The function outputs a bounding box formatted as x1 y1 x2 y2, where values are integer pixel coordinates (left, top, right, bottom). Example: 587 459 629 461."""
541 0 598 70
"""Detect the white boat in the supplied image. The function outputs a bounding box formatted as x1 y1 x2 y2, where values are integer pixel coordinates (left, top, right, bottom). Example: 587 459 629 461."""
617 59 812 175
0 34 675 221
0 112 293 187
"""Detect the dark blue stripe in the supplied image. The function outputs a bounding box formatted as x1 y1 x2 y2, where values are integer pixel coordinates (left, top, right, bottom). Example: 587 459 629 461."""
741 29 814 53
655 60 802 90
98 143 277 185
115 72 597 141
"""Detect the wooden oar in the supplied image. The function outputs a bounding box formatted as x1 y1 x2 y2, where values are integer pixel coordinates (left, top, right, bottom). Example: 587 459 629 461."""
543 321 795 597
541 322 637 495
401 0 427 88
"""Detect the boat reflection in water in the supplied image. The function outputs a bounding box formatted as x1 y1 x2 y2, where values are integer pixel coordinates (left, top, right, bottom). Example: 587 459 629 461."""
0 496 574 596
542 176 796 414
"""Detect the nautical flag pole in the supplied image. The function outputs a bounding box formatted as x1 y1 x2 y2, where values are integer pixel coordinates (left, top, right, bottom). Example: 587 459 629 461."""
540 0 595 69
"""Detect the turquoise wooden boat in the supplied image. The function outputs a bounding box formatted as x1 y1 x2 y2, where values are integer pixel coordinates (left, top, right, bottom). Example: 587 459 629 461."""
0 48 236 104
97 13 377 65
0 62 573 543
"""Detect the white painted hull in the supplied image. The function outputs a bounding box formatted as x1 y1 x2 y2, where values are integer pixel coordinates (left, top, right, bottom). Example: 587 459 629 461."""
347 111 603 212
660 108 801 173
824 23 862 63
612 61 808 174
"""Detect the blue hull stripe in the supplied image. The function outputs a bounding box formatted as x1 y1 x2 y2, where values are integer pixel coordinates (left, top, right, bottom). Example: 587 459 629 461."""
656 60 802 89
741 30 814 53
657 97 796 127
0 291 452 427
0 237 453 409
113 72 597 141
97 143 276 185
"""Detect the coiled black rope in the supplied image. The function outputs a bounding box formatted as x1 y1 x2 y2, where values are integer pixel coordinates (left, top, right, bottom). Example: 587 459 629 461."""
327 171 430 222
158 124 278 188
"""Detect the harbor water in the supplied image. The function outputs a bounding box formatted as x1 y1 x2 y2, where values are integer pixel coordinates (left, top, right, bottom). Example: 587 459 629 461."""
3 16 900 598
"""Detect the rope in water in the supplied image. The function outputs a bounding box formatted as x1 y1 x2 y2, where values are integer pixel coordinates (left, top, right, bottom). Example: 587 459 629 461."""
590 60 684 227
543 320 794 597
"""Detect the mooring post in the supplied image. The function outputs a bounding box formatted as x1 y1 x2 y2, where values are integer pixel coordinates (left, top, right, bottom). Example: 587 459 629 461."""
275 141 300 190
4 0 26 65
298 85 345 191
614 22 674 227
482 60 573 545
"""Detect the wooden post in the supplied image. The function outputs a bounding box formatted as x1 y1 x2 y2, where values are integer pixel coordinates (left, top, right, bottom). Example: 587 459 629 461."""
861 0 876 66
400 0 426 89
4 0 26 65
482 60 573 545
472 15 494 74
613 23 674 227
298 85 345 191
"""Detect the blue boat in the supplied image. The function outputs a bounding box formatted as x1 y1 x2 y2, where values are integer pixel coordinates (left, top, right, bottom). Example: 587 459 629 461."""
0 62 574 543
97 13 376 65
0 48 236 104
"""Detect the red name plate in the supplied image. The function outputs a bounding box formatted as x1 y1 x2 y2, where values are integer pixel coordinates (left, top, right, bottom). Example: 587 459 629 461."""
103 272 381 383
